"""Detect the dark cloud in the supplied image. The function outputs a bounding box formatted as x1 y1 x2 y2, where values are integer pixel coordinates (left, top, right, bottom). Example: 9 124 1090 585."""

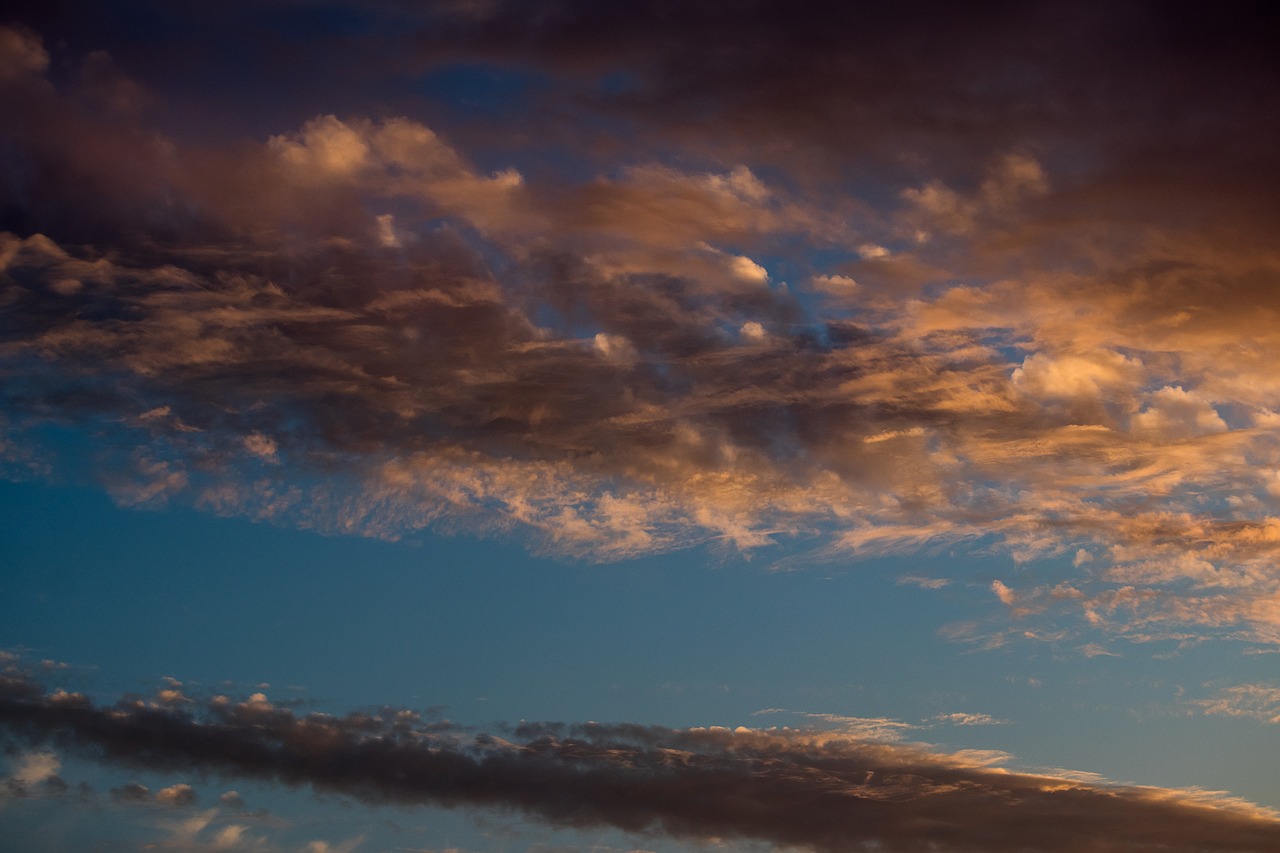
1 672 1278 853
395 1 1280 193
17 2 1280 180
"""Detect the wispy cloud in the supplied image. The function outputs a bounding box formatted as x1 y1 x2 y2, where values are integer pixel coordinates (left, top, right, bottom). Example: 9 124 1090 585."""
1190 684 1280 724
932 712 1007 727
755 708 1008 733
750 708 920 742
897 576 950 590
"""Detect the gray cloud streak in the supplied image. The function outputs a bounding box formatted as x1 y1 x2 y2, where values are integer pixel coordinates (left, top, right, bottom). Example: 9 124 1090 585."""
1 673 1278 853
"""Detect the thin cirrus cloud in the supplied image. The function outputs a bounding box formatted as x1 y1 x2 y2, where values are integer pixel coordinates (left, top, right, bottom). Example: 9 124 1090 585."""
751 708 1008 738
4 2 1280 653
2 670 1279 853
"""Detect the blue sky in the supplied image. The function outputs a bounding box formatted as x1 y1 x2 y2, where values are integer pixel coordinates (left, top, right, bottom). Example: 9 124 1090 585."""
4 3 1280 851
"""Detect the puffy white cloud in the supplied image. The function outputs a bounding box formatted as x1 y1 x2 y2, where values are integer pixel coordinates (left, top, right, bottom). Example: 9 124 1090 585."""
1012 350 1143 403
1132 386 1228 438
728 254 769 284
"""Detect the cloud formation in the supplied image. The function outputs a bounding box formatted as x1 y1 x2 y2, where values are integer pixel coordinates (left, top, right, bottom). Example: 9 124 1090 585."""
1191 684 1280 724
3 3 1280 647
2 671 1279 853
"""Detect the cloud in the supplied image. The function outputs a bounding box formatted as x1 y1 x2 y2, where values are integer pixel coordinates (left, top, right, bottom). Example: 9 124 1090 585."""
3 7 1280 650
111 782 152 802
1131 386 1228 439
0 25 48 80
1 749 66 803
243 433 279 463
809 274 858 295
1191 684 1280 724
304 839 363 853
217 790 246 809
991 580 1017 607
897 576 949 590
10 751 59 785
1 672 1279 853
750 708 920 742
933 713 1007 727
156 783 199 807
1010 350 1143 403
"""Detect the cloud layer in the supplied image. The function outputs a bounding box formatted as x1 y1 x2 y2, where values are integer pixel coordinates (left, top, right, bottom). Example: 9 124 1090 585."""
3 4 1280 646
2 671 1279 853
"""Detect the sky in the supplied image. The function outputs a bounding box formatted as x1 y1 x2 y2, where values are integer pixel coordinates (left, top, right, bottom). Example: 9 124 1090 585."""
3 1 1280 850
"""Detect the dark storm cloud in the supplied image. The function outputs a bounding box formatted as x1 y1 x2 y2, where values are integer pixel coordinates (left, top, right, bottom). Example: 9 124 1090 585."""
2 672 1278 853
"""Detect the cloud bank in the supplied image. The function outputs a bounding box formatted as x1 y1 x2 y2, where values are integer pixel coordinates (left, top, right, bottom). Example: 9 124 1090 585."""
2 671 1278 853
3 3 1280 646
